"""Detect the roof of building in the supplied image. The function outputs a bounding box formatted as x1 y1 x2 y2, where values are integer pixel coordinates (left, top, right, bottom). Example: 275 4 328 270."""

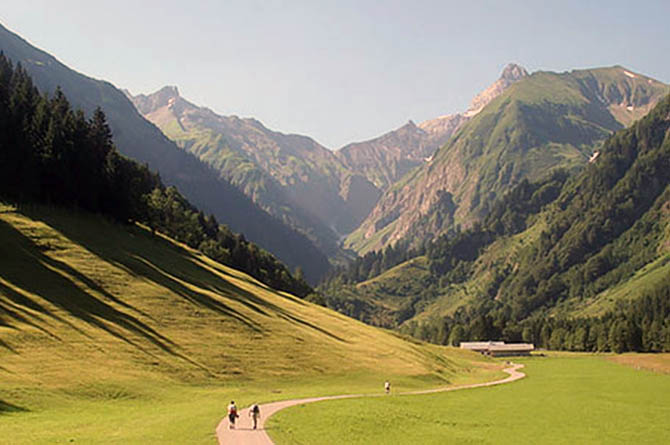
488 343 535 351
459 341 505 348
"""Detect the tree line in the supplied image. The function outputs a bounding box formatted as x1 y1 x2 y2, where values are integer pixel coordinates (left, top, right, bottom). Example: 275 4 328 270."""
402 275 670 353
0 53 311 297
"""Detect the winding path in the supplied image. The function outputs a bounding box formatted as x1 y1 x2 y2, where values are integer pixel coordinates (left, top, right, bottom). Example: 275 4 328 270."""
216 363 525 445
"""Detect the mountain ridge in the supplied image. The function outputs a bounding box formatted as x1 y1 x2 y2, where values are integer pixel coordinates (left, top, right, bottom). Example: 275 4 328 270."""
129 86 381 260
346 65 669 254
322 94 670 351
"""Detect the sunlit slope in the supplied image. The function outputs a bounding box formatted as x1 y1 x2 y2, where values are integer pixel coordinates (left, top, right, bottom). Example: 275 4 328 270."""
0 204 491 392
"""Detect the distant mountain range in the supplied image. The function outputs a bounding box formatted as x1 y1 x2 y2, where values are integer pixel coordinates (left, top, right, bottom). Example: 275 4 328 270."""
129 63 530 261
4 19 668 294
2 19 669 355
128 86 379 259
0 22 330 283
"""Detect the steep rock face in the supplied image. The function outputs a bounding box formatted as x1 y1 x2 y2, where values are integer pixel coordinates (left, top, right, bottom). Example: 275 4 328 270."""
130 87 380 258
346 66 669 254
336 120 434 191
0 23 331 283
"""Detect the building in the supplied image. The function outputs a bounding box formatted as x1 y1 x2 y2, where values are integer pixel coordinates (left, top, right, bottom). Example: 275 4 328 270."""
460 341 534 357
459 341 505 353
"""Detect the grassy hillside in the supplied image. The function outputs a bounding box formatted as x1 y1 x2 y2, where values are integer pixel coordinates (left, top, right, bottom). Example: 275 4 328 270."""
269 355 670 444
0 204 502 443
323 256 433 327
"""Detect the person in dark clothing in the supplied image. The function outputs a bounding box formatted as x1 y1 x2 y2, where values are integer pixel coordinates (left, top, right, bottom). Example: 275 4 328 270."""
250 403 261 429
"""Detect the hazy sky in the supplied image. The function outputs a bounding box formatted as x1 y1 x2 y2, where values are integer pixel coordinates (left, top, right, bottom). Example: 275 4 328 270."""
2 1 669 148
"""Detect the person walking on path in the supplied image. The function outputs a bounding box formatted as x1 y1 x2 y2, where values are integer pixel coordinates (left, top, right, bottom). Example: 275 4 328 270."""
250 403 261 429
227 401 239 429
384 381 390 394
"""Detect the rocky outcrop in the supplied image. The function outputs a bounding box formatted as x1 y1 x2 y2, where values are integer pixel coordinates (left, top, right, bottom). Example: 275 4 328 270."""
465 63 529 117
336 120 434 190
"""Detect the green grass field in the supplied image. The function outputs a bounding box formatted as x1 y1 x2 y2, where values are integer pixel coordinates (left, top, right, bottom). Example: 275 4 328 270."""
269 355 670 444
0 204 502 443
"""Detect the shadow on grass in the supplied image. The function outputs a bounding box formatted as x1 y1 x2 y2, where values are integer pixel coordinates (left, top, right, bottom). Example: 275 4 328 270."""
16 208 345 343
0 281 78 343
0 219 208 370
0 399 28 414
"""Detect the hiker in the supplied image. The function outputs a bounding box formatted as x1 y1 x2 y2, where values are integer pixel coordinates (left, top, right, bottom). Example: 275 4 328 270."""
228 400 239 429
249 403 261 429
384 381 390 394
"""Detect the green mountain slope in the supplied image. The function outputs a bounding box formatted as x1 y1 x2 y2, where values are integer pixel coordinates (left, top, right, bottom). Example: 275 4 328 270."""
0 22 329 282
0 204 501 442
347 66 669 254
325 93 670 352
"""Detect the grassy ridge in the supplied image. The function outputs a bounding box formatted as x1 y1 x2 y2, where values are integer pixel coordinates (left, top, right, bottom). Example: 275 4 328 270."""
0 204 501 443
269 355 670 444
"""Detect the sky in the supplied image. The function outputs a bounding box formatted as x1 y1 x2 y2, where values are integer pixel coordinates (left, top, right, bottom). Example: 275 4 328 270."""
1 0 669 148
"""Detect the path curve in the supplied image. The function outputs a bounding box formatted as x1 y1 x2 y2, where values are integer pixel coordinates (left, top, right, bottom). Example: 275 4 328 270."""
216 363 525 445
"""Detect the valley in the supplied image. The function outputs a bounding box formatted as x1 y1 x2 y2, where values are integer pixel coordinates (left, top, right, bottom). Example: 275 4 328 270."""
1 6 670 444
0 204 503 443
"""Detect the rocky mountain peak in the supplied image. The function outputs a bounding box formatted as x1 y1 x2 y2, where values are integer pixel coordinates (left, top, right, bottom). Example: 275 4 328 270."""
160 85 180 98
501 63 528 82
465 62 529 117
150 85 181 106
131 85 182 114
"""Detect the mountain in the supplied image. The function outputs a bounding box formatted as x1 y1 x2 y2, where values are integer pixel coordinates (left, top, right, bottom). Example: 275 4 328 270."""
129 87 381 258
129 64 529 258
322 93 670 353
346 65 669 254
0 22 329 283
335 64 528 192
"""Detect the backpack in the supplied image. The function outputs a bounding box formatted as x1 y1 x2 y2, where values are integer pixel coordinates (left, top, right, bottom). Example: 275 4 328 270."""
252 404 259 414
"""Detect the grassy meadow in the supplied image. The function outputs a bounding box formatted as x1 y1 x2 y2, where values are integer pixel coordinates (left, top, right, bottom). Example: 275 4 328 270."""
269 354 670 444
0 204 503 443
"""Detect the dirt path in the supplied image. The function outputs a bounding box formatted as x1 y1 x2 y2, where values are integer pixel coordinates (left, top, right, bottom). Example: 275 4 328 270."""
216 363 525 445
